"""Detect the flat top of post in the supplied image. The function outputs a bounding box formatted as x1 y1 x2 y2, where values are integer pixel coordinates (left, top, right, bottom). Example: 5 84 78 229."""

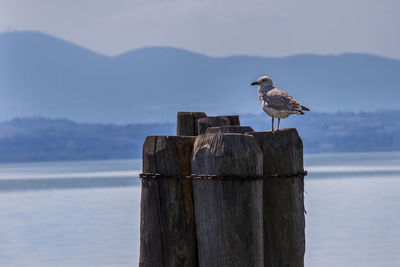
249 128 298 135
191 133 263 177
248 128 303 176
143 135 196 176
177 112 207 136
205 125 254 134
177 111 207 116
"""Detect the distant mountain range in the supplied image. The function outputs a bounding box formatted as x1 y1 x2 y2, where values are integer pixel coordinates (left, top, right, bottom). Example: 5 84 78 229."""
1 31 400 123
0 111 399 163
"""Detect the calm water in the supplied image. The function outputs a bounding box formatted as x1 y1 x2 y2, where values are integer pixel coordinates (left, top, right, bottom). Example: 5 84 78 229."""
1 152 400 266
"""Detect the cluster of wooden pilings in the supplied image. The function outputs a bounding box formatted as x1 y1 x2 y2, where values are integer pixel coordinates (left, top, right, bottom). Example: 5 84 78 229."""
139 112 306 267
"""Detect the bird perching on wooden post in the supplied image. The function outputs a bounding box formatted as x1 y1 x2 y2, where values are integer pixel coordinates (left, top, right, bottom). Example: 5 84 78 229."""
251 76 310 131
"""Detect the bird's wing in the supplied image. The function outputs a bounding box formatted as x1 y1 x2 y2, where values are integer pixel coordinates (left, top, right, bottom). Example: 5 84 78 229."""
266 88 302 111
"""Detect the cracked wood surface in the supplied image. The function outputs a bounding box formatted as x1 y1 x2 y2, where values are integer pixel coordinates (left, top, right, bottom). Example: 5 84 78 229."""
191 132 264 267
140 136 197 267
249 129 305 267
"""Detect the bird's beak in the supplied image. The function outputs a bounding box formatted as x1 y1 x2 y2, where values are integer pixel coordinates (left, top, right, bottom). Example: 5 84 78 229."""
251 81 259 86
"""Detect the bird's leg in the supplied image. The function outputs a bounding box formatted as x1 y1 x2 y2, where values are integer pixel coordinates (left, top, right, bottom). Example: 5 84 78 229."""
271 117 274 132
277 118 281 131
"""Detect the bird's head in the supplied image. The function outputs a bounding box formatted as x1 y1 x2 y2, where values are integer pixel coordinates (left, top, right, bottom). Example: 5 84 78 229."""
251 76 273 88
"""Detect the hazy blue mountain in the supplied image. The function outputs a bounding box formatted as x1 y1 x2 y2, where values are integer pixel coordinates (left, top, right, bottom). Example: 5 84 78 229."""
1 31 400 123
0 111 398 162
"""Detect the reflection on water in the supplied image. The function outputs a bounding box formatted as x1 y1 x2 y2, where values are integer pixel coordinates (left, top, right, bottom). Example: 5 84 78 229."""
305 151 400 179
0 152 399 266
0 187 141 267
305 177 400 266
0 159 141 191
0 170 141 180
0 177 140 192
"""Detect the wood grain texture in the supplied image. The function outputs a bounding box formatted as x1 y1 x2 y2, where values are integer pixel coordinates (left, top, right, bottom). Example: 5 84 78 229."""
197 116 240 135
222 115 240 126
191 133 264 267
249 129 305 267
140 135 197 267
177 112 207 136
205 125 254 134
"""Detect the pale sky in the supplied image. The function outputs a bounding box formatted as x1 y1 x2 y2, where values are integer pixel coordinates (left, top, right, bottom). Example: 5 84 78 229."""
1 0 399 59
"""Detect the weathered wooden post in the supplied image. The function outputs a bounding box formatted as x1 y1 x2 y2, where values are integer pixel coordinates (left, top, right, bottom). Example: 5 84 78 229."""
140 112 306 267
139 136 197 267
191 132 264 267
177 112 207 136
197 115 241 134
224 115 240 126
249 129 306 267
205 125 253 134
177 112 241 136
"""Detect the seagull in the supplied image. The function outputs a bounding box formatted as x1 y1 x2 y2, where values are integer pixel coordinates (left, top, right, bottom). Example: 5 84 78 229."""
251 76 309 131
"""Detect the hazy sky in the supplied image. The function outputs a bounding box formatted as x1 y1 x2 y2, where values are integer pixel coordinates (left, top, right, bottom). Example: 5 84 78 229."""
1 0 399 58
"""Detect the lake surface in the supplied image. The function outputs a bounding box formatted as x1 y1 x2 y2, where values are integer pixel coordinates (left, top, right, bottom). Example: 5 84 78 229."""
1 152 400 266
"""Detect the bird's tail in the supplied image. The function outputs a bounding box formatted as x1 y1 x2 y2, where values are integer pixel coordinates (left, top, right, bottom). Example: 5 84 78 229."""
292 110 305 115
292 104 309 115
301 105 310 111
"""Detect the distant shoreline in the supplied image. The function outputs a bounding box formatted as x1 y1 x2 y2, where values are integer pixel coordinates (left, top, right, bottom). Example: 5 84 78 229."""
0 111 399 163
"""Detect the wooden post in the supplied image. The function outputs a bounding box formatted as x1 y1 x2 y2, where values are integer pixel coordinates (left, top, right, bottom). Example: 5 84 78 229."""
248 129 306 267
205 125 253 134
141 112 306 267
177 112 207 136
191 133 264 267
223 115 240 126
140 136 197 267
197 116 240 135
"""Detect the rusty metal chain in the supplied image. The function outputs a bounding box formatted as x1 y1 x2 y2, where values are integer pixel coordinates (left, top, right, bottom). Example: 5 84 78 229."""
139 171 307 180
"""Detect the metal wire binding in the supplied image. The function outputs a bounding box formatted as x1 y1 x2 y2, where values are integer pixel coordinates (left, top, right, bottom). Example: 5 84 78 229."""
139 171 307 180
